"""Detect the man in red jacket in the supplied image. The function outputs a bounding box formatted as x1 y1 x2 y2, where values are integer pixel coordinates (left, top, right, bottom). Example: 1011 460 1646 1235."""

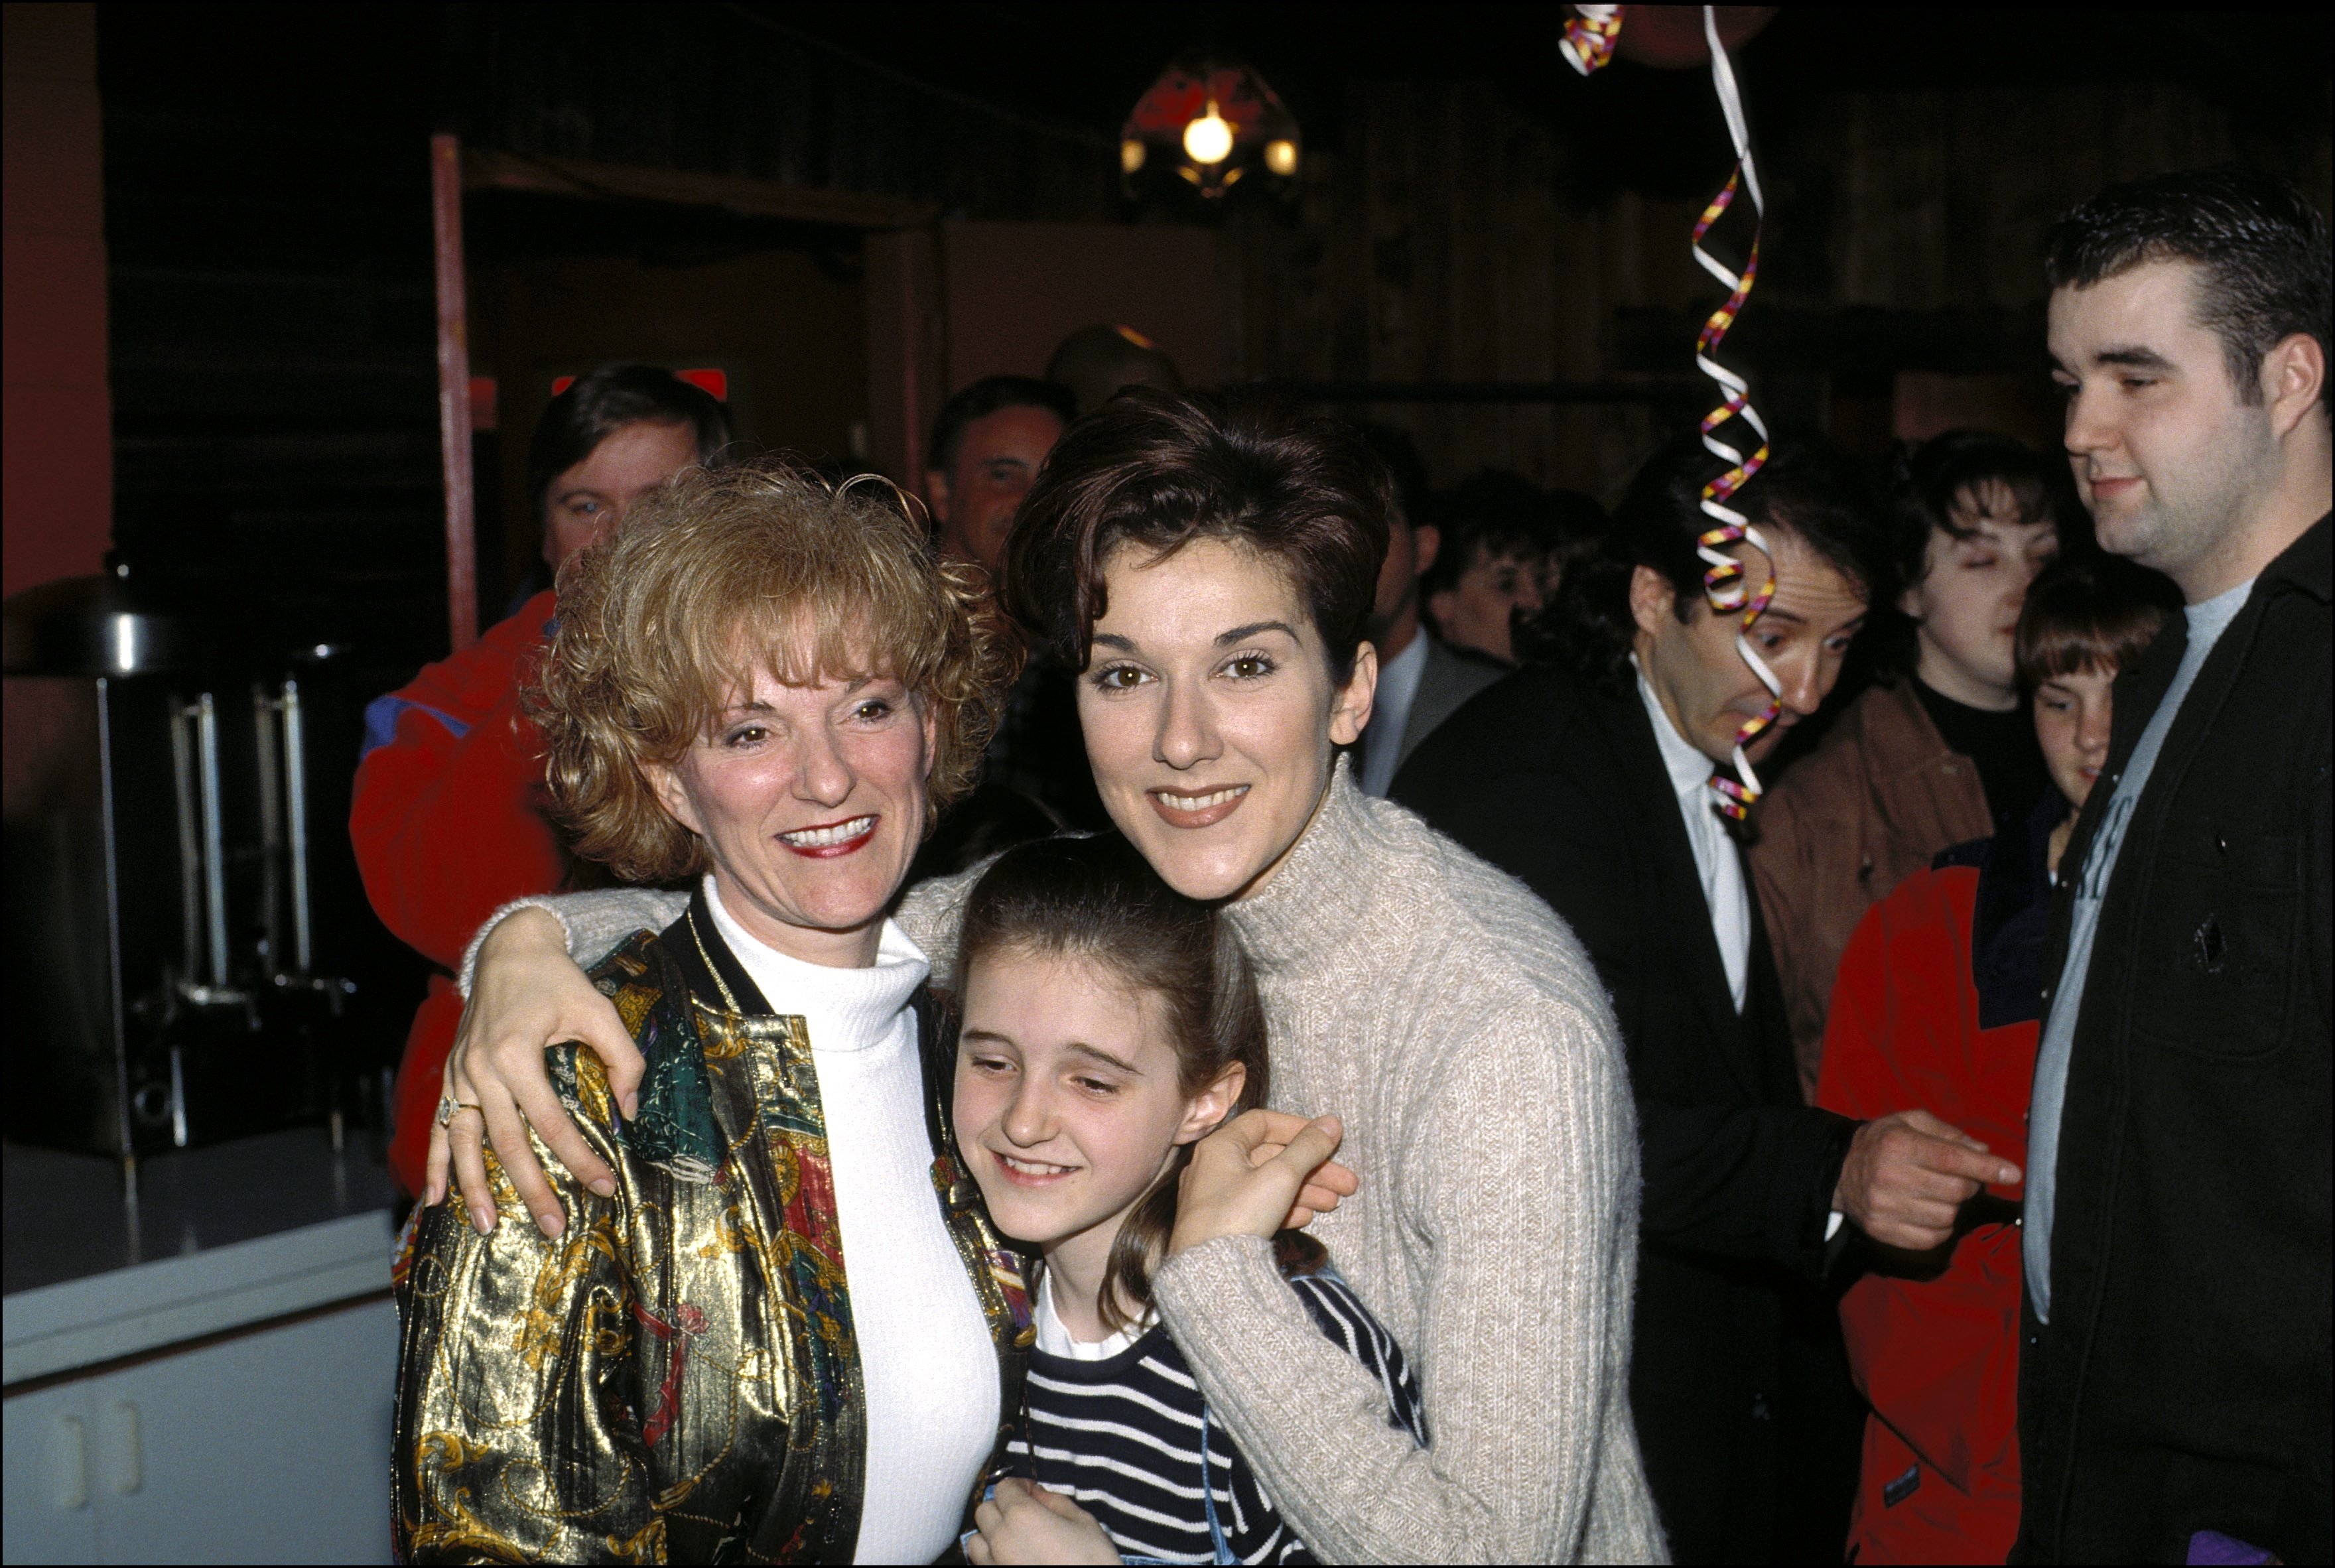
1817 553 2171 1563
352 365 729 1193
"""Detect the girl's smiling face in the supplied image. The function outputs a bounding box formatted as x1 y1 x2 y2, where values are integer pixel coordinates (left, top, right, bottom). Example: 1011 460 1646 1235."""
954 948 1241 1274
1075 537 1376 904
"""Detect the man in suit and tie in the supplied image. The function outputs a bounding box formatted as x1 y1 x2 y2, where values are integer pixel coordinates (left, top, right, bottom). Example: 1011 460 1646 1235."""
1350 441 1507 795
1396 436 2019 1564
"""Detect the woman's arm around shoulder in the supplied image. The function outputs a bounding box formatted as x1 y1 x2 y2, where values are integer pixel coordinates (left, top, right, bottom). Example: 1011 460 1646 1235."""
1152 1002 1666 1564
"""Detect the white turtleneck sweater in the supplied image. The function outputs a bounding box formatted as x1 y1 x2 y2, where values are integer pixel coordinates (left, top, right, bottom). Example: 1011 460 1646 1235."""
700 878 998 1565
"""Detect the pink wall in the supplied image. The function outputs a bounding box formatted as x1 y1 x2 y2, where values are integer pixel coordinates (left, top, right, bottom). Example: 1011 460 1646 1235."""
3 1 113 598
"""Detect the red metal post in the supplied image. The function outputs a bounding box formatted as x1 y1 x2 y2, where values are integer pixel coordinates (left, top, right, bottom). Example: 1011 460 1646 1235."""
430 133 478 651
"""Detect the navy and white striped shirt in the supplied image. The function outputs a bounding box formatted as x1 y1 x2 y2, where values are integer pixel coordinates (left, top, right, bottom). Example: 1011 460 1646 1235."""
1008 1260 1427 1565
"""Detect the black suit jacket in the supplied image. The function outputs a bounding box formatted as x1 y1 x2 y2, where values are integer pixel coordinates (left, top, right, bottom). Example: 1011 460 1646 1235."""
1394 665 1858 1563
2018 517 2331 1566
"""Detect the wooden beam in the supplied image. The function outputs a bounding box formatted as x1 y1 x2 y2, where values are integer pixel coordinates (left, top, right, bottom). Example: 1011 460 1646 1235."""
431 133 477 653
461 148 941 231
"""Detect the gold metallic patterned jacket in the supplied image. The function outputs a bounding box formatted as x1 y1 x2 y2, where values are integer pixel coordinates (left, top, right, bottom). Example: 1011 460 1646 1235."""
392 886 1034 1564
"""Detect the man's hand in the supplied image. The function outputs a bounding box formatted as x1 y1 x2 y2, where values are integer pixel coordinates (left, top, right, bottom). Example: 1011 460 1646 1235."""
425 907 644 1238
1835 1109 2021 1252
1169 1110 1349 1257
965 1479 1122 1565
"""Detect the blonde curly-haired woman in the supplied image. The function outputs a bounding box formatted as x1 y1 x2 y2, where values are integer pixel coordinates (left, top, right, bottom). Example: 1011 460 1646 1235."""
391 463 1030 1563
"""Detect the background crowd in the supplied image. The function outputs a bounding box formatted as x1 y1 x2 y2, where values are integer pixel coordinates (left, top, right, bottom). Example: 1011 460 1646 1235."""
356 164 2329 1565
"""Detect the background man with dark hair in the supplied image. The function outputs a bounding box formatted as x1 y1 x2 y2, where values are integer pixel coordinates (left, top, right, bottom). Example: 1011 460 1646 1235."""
1396 436 2022 1563
2023 165 2331 1565
1420 469 1556 666
912 374 1105 859
922 374 1076 584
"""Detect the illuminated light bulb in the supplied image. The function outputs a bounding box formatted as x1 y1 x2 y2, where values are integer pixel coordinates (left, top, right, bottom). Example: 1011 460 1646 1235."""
1120 138 1146 174
1182 102 1234 166
1264 138 1298 176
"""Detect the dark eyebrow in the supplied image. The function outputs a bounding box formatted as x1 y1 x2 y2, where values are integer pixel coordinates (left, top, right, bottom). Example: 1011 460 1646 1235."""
2092 345 2176 373
1215 620 1300 647
1092 632 1136 653
1758 608 1867 633
1063 1041 1142 1074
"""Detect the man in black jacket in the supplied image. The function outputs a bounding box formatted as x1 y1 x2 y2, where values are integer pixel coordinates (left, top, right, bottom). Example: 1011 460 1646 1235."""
1396 438 2019 1563
2021 168 2331 1565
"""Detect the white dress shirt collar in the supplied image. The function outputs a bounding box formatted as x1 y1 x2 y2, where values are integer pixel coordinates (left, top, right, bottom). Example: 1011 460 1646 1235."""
1633 658 1752 1012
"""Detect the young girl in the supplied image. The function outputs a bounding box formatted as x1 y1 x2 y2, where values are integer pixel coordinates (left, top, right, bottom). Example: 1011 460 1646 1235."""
950 833 1426 1566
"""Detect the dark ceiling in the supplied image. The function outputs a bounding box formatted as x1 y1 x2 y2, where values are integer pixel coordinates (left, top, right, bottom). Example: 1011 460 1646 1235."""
745 5 2333 173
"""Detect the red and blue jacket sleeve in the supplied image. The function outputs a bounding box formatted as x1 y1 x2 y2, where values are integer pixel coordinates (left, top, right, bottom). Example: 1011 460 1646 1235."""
350 590 569 971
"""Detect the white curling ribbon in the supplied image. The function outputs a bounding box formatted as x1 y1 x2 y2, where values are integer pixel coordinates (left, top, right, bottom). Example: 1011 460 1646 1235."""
1702 6 1763 210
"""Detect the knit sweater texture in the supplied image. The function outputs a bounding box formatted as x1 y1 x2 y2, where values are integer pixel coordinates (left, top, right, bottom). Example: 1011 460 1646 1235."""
470 761 1667 1563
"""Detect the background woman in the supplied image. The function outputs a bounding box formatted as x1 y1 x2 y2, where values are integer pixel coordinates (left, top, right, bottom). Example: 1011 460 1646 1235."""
393 461 1026 1562
433 392 1666 1562
352 363 731 1195
1748 429 2070 1096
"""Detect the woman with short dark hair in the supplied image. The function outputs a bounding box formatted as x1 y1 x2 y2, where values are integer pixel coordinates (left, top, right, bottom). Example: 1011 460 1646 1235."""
434 391 1666 1561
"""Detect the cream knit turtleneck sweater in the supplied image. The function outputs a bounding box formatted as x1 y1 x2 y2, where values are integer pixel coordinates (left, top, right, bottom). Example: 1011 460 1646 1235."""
474 761 1668 1563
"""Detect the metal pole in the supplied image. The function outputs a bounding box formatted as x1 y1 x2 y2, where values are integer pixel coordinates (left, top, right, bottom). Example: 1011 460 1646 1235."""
193 692 230 990
281 679 314 975
431 132 478 653
253 683 284 968
169 696 202 980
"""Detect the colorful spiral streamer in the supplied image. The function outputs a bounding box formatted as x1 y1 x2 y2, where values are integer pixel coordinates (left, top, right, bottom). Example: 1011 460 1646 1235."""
1559 5 1622 77
1687 6 1778 820
1558 6 1778 817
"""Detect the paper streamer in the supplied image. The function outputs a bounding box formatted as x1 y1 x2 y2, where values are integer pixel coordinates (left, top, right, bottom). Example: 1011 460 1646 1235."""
1688 5 1778 820
1558 6 1778 815
1559 5 1621 77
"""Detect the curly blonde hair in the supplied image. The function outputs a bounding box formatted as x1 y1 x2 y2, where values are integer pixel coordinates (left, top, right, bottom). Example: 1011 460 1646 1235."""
526 459 1022 884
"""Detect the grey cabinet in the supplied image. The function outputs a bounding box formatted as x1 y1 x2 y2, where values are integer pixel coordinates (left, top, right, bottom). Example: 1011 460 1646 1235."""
4 1132 403 1565
3 1295 395 1565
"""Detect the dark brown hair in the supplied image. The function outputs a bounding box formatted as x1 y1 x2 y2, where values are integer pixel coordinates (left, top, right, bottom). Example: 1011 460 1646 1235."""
1542 430 1889 693
1004 389 1392 684
957 832 1268 1333
526 363 733 523
2046 166 2331 414
1873 428 2079 675
2014 551 2180 688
